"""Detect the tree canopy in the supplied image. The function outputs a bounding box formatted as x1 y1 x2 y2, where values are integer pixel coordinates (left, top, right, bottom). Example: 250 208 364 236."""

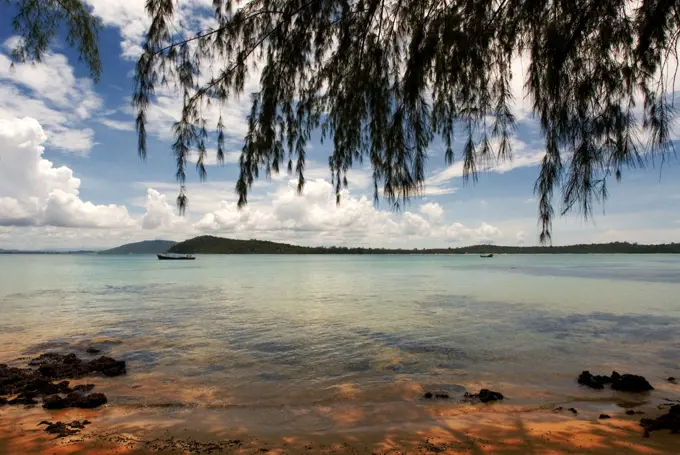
6 0 680 242
5 0 101 81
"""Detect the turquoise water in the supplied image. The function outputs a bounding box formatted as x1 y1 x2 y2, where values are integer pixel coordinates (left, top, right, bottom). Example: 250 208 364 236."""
1 254 679 426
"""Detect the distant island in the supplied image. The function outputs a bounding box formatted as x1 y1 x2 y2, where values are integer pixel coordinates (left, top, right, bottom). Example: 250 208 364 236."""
165 236 680 255
2 237 679 255
100 240 177 255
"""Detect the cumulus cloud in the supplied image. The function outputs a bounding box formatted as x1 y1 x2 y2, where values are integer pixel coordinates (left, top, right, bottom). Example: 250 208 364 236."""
0 40 102 153
142 189 188 230
194 179 503 246
0 119 506 249
0 117 133 228
420 202 444 222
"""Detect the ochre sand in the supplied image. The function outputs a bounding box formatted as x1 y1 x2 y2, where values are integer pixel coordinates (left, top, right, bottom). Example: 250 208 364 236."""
1 401 678 454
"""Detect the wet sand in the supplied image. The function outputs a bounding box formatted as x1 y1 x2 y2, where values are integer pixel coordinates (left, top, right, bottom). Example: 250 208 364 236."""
2 256 680 453
2 398 679 454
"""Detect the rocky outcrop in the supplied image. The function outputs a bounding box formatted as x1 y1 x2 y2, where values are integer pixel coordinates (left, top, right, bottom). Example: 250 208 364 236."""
611 374 654 393
423 391 450 399
39 420 91 438
465 389 504 403
1 353 122 410
640 405 680 437
577 370 653 392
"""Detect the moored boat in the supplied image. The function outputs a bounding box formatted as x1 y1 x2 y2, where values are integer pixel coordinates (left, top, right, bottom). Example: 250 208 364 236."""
480 253 494 258
157 253 195 260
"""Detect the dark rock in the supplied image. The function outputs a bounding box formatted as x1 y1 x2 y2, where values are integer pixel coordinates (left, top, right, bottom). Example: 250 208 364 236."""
89 356 126 377
43 395 69 410
22 378 55 394
423 392 433 399
37 364 59 378
577 371 606 389
62 353 81 365
73 384 95 392
669 377 677 383
86 347 101 354
640 405 680 435
599 414 611 419
612 374 654 393
74 393 107 409
579 370 653 393
70 420 85 429
44 392 107 410
8 395 38 405
0 353 121 411
28 353 64 367
626 409 636 415
435 392 450 399
42 421 79 438
82 420 91 425
29 353 126 380
466 389 504 403
568 408 578 414
478 389 504 403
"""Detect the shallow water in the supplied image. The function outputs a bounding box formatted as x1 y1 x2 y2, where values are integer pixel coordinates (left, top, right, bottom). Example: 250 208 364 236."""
1 254 679 431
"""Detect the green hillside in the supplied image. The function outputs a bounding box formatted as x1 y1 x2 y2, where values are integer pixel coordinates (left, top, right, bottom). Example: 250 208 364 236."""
100 240 177 254
168 236 680 254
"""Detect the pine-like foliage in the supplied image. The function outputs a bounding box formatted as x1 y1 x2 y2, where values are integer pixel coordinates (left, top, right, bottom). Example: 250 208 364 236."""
7 1 679 242
5 0 102 81
134 0 680 242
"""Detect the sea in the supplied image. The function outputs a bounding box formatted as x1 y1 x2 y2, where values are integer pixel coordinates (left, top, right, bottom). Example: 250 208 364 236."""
1 253 679 435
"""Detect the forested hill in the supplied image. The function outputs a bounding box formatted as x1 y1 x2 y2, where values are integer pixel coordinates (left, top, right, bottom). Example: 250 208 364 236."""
168 236 680 254
100 240 177 254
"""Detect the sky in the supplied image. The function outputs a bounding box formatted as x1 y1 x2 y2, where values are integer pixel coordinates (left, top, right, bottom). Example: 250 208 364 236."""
1 1 679 250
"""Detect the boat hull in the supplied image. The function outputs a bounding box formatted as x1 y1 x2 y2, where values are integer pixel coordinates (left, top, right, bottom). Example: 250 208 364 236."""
157 254 195 260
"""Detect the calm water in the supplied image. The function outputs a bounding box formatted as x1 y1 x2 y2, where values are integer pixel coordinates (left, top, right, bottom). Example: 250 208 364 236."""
1 254 679 429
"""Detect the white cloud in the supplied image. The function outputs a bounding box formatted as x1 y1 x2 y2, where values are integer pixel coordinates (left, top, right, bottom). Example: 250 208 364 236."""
99 118 135 132
428 136 545 187
193 178 503 246
80 0 263 168
43 190 133 228
443 222 502 243
0 41 102 153
420 202 444 222
0 117 133 228
84 0 149 59
141 189 187 230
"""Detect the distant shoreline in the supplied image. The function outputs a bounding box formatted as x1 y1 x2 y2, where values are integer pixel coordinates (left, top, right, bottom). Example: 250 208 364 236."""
2 237 680 255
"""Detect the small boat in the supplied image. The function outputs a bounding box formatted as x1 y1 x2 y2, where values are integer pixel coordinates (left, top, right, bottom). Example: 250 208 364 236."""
480 253 494 258
157 253 195 260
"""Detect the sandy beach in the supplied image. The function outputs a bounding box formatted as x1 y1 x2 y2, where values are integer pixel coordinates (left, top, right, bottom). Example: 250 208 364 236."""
2 255 680 454
2 401 680 454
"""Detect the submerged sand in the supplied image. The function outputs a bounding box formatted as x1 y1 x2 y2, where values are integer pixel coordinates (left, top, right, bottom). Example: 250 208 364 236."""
2 398 679 454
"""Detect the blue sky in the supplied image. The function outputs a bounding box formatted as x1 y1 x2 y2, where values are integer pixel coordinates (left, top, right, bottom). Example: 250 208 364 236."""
0 1 679 250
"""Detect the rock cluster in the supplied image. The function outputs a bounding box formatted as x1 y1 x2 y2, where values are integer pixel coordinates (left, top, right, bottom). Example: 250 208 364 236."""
38 420 91 438
464 389 504 403
0 352 126 409
577 370 654 392
640 405 680 436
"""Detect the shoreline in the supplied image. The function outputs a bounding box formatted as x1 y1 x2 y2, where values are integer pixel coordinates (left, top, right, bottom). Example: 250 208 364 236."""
2 402 680 454
2 350 680 454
